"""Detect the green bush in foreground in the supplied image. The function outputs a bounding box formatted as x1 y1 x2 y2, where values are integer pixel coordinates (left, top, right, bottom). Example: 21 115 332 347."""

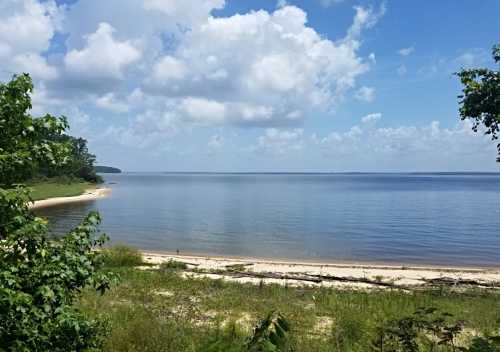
0 207 113 351
0 74 113 351
101 245 143 268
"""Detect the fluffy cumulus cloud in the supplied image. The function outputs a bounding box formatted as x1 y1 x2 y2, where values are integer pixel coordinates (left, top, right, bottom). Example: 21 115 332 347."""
64 22 142 82
312 113 494 165
0 0 62 81
4 0 383 145
140 4 379 128
11 0 466 169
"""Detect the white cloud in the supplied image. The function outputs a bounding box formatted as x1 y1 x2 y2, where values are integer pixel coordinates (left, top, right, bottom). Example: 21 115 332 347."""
345 4 386 41
3 1 386 160
63 107 91 136
397 64 407 76
361 112 381 123
398 46 414 56
142 4 377 127
314 114 494 161
0 0 62 81
276 0 289 8
96 93 130 113
179 97 227 124
454 48 487 68
64 22 142 81
320 0 345 7
250 128 304 155
0 0 62 55
152 56 188 81
142 0 225 24
354 86 375 102
12 53 58 80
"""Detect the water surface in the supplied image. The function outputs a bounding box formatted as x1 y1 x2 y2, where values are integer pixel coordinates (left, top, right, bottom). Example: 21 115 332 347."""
35 173 500 267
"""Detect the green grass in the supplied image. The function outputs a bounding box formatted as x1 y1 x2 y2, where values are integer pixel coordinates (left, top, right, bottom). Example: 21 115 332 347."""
78 265 500 352
27 179 93 200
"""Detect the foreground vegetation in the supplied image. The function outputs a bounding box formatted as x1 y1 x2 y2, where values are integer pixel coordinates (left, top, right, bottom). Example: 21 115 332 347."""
75 247 500 352
0 74 112 350
28 177 94 200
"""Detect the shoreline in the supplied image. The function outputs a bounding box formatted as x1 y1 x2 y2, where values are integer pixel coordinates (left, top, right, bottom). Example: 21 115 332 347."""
140 249 500 271
141 251 500 289
30 187 111 209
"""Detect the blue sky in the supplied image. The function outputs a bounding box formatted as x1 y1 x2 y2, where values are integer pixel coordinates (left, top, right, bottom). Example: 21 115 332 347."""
1 0 499 172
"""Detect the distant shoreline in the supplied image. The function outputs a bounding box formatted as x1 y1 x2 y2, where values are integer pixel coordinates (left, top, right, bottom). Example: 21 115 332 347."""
30 187 111 209
115 171 500 176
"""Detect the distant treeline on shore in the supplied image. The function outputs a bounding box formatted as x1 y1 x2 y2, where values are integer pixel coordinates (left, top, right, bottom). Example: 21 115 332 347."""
95 166 122 173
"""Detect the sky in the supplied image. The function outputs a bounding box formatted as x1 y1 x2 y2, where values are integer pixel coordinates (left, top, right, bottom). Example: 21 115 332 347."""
1 0 499 172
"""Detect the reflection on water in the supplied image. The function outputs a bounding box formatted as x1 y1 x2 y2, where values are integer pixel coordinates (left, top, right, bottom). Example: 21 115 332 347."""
35 173 500 267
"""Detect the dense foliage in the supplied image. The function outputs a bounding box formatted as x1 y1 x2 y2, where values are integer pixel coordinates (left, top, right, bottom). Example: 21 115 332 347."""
39 135 102 183
0 74 111 351
372 307 500 352
456 44 500 162
0 73 101 185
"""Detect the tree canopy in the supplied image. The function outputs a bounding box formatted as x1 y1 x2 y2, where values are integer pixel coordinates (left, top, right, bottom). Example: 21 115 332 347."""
456 44 500 162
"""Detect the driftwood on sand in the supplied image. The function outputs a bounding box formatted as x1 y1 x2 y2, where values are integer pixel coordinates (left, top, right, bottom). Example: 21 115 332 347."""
192 269 500 290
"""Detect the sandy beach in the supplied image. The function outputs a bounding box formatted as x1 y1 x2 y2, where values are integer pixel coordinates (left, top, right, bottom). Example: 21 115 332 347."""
141 251 500 289
30 187 111 209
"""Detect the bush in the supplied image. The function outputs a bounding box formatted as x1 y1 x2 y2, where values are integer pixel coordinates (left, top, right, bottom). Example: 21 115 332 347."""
101 245 143 267
0 73 113 351
0 209 113 351
159 259 188 272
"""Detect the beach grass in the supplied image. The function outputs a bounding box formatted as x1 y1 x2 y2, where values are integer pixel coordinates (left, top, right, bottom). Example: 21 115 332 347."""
101 245 144 268
27 178 93 200
77 250 500 351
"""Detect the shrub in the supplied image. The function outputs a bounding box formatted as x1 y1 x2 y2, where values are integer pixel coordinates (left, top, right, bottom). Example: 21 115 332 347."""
159 259 188 272
1 74 113 350
101 245 143 267
247 311 291 352
0 209 113 351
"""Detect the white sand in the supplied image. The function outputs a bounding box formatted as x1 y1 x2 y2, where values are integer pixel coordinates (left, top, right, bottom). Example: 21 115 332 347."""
142 251 500 289
30 187 111 209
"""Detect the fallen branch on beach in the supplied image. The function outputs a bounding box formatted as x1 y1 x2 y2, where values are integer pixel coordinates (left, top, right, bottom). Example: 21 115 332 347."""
305 273 401 288
183 268 500 290
420 277 500 288
190 269 404 288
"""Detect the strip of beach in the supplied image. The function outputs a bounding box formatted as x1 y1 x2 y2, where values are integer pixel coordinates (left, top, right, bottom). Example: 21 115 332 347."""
29 187 111 209
141 251 500 290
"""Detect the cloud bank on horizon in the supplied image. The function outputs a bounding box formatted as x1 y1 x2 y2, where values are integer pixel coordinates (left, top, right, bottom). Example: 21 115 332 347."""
1 0 498 171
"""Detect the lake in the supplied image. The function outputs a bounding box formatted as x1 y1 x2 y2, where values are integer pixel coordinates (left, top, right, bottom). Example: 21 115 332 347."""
35 173 500 267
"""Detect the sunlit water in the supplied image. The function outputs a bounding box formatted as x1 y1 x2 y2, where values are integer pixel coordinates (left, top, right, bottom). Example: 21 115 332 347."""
35 173 500 267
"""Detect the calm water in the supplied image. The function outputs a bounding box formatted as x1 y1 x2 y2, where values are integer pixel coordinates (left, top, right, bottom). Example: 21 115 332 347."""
35 173 500 267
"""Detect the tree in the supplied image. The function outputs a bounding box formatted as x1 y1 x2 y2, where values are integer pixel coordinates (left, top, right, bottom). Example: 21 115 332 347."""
0 74 111 350
0 74 71 186
456 44 500 162
39 135 102 183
